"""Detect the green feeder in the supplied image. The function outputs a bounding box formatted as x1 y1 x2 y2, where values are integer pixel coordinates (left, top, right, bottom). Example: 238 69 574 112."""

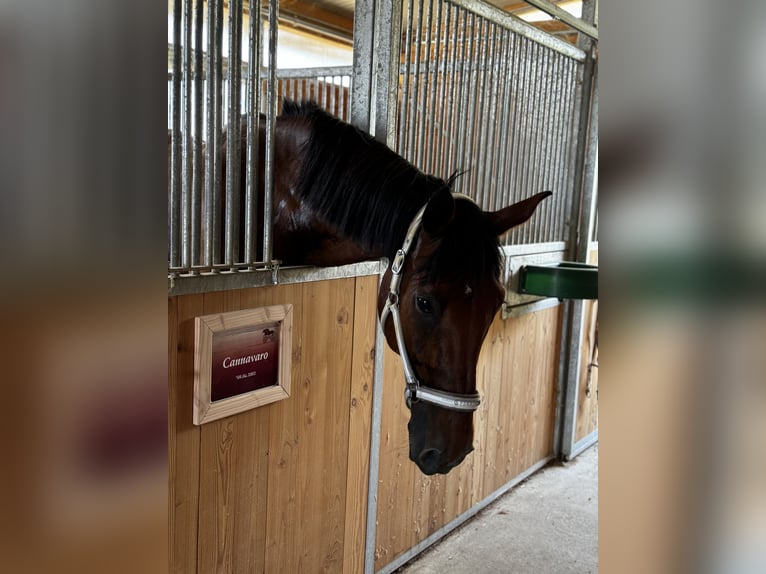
518 262 598 300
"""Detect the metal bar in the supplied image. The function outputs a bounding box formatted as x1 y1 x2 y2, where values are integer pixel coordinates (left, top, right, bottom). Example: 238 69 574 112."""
365 266 390 574
244 0 262 265
560 299 584 459
444 4 460 177
476 21 498 209
435 2 453 176
169 261 383 297
213 0 224 265
453 11 472 191
225 0 243 266
330 75 336 117
539 53 559 242
204 0 216 266
415 0 433 169
494 30 513 213
423 0 441 174
349 0 374 130
508 37 529 244
192 0 204 268
263 0 278 263
405 0 424 161
376 455 555 574
180 0 193 270
530 46 551 243
170 0 182 269
518 0 598 41
464 16 482 197
576 61 598 261
273 65 354 79
447 0 585 62
560 0 597 460
551 59 573 242
397 0 414 149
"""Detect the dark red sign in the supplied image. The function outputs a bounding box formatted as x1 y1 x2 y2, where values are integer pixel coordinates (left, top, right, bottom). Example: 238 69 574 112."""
210 322 280 402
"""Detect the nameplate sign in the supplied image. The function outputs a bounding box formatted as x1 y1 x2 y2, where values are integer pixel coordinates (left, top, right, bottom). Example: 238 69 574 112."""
194 305 292 425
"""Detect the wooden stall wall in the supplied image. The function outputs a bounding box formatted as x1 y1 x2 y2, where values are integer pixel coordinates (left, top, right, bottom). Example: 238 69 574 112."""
576 247 599 442
373 305 563 571
169 275 378 573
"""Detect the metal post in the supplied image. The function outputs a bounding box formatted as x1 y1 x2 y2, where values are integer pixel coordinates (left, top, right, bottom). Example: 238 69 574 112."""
558 0 597 461
262 0 278 264
245 0 262 266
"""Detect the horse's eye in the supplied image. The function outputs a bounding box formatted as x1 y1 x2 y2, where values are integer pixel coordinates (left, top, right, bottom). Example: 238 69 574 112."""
415 296 434 315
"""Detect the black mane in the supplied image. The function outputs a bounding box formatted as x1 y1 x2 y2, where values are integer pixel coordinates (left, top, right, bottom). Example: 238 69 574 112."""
283 100 443 257
283 100 501 282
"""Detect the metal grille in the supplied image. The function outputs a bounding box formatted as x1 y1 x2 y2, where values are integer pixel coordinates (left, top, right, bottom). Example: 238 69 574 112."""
395 0 584 246
168 0 352 277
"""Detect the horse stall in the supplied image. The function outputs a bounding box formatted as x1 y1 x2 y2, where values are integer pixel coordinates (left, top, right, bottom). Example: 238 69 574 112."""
168 1 598 572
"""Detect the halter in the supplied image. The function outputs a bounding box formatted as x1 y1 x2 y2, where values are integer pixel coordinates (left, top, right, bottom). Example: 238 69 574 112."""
379 198 482 413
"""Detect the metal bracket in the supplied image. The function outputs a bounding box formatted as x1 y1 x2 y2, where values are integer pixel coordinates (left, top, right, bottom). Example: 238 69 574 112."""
270 260 282 285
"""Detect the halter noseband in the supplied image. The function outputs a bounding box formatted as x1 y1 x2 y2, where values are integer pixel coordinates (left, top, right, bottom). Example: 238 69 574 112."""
379 197 481 413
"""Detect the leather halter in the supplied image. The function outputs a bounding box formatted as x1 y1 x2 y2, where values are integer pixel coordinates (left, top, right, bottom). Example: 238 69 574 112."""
379 198 482 413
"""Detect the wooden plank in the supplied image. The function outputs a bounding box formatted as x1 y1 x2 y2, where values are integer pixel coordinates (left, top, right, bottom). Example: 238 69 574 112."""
197 290 242 573
264 279 357 571
169 294 203 574
343 275 378 574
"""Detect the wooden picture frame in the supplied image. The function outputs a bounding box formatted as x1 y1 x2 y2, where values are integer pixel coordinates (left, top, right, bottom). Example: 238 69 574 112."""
193 304 292 425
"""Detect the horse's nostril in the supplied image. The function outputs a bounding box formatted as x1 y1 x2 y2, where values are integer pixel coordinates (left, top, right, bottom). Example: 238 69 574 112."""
418 448 442 474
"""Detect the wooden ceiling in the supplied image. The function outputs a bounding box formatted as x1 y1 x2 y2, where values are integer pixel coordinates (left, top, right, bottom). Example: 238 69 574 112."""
277 0 584 45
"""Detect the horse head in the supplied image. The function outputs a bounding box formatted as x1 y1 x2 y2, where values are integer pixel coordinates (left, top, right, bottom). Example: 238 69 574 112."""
378 189 551 475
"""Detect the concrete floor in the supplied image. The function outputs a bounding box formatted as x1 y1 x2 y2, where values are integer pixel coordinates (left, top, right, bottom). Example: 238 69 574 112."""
395 445 598 574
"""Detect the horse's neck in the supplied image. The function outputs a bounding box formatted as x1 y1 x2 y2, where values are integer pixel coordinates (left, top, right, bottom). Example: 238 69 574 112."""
274 120 436 266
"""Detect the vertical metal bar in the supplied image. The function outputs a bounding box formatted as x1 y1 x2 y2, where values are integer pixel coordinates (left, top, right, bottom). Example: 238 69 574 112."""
245 0 262 266
470 16 487 204
349 0 375 131
210 0 224 265
494 30 513 213
225 0 243 266
475 21 497 209
453 11 471 187
263 0 278 264
462 16 480 198
545 53 565 242
550 58 569 242
527 45 549 243
204 0 215 266
445 4 461 178
414 0 433 169
406 0 424 161
520 42 539 244
435 1 453 176
170 0 182 269
560 0 597 461
330 75 336 117
397 0 415 151
338 74 345 121
364 0 403 568
558 60 577 242
539 53 558 243
424 0 441 174
488 26 509 212
181 0 193 270
192 0 204 269
576 63 598 262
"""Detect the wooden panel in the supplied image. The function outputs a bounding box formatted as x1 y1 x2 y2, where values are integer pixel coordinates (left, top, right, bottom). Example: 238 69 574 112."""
343 275 379 574
169 294 203 574
576 247 599 441
374 305 562 572
169 276 377 574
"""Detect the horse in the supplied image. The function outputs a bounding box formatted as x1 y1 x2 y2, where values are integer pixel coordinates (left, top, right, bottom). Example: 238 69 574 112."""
187 100 551 475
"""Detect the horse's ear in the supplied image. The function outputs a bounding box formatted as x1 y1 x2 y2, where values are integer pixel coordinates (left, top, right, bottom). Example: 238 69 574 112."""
422 188 455 236
486 191 552 236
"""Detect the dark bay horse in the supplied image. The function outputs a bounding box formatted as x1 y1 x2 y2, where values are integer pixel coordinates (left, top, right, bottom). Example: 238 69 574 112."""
206 100 550 474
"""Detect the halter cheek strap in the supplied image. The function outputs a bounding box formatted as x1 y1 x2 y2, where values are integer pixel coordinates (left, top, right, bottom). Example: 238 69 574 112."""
380 200 481 413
